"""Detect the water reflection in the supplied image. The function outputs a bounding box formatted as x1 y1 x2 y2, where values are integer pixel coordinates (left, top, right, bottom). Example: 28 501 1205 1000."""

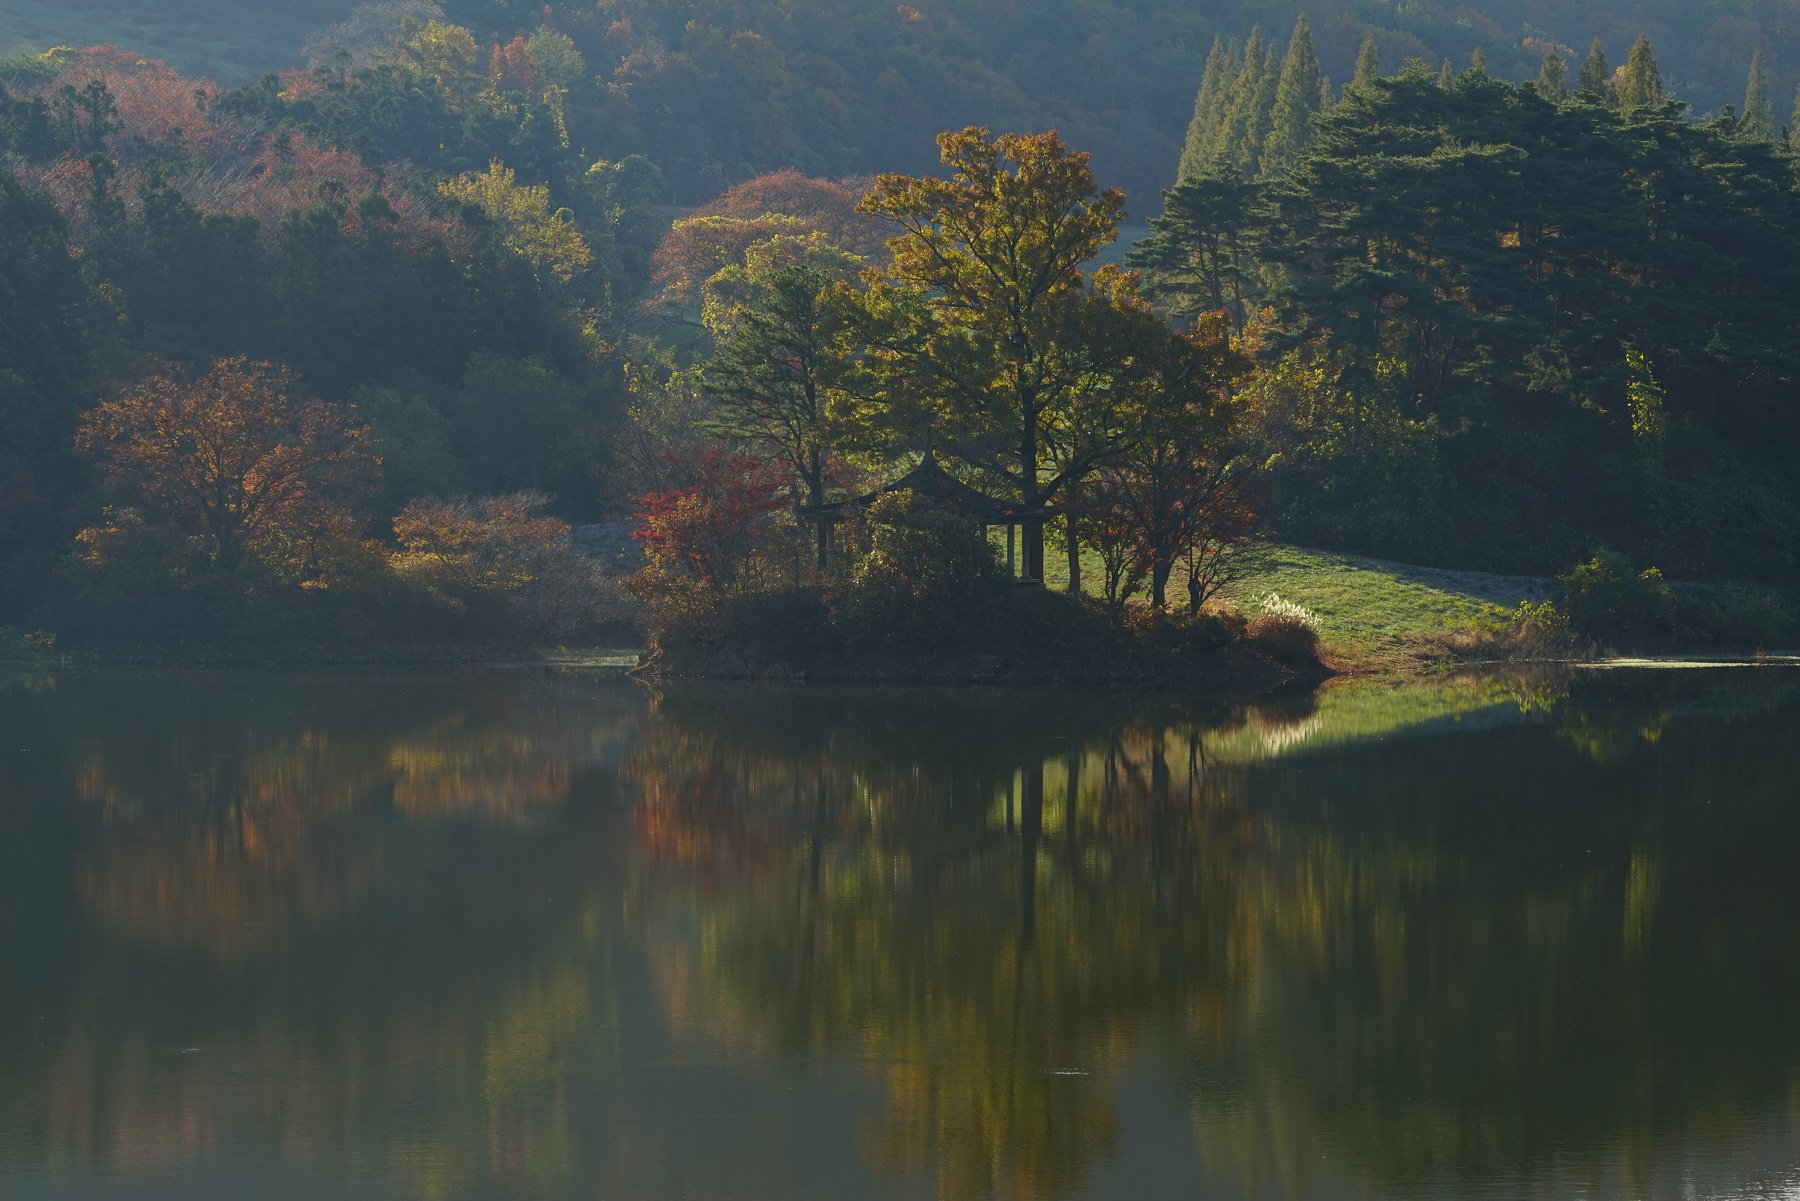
1 668 1798 1200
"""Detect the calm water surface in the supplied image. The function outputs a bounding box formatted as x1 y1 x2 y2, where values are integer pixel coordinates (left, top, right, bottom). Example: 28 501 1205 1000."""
1 666 1798 1201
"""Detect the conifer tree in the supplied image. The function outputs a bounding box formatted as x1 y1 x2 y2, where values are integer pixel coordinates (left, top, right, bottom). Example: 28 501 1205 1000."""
1618 34 1664 108
1216 27 1271 177
1743 46 1774 141
1262 14 1322 173
1470 47 1490 76
1537 48 1567 100
1177 37 1232 181
1439 58 1455 89
1352 36 1380 90
1579 38 1613 103
1319 75 1334 108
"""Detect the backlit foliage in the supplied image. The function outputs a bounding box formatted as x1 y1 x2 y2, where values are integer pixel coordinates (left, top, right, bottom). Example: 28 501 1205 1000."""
74 358 378 579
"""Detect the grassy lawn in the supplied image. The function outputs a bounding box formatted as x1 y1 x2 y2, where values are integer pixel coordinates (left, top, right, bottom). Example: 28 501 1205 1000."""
0 0 361 81
1029 539 1549 669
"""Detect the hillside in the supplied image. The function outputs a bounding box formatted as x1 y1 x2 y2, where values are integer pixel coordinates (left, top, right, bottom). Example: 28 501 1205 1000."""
4 0 1796 203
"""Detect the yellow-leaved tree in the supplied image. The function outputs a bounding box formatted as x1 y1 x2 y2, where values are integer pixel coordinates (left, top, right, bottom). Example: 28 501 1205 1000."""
439 160 592 284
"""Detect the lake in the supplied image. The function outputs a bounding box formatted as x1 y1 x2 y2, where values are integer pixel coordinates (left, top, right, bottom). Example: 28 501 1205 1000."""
2 666 1798 1200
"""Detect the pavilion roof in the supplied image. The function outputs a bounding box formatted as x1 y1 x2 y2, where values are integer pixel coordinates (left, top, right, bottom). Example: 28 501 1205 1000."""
801 452 1040 523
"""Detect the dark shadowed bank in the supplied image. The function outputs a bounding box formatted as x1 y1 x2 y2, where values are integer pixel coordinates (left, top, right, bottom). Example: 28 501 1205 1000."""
629 584 1331 693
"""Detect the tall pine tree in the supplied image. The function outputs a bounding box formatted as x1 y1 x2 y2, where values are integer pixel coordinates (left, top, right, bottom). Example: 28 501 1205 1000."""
1537 48 1567 100
1216 27 1272 178
1352 36 1380 90
1177 38 1233 181
1618 34 1664 108
1262 15 1322 174
1743 46 1774 141
1579 38 1613 104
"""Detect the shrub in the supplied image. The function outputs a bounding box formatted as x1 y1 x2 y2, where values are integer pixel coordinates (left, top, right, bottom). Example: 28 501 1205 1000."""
1439 598 1580 662
1258 592 1322 630
390 492 621 640
1557 550 1676 644
1674 586 1797 650
1247 614 1325 670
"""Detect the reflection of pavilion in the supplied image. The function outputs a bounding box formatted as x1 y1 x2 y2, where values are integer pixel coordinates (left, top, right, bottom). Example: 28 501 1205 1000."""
798 451 1051 582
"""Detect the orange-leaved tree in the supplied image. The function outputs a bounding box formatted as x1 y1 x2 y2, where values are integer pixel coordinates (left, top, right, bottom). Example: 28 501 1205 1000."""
75 358 378 579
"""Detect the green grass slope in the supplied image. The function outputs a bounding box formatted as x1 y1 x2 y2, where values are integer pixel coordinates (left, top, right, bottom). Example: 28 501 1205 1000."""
1037 543 1547 669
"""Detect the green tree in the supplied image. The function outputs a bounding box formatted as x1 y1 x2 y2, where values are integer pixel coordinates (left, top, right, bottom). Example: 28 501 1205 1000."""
1217 27 1272 178
1579 39 1614 103
1743 47 1774 141
854 128 1128 584
697 265 849 569
1352 36 1380 90
438 160 593 285
1536 49 1567 101
1178 38 1234 182
1618 35 1665 109
1262 15 1322 175
1470 47 1490 77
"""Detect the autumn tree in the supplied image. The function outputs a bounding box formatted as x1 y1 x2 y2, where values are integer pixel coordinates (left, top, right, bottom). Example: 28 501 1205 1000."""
390 492 611 637
697 265 853 569
75 359 378 579
439 160 592 284
629 450 789 596
854 127 1128 583
647 170 882 317
1077 313 1251 609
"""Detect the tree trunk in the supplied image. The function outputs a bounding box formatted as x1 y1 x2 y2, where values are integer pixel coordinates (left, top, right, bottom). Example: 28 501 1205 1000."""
809 453 828 574
1065 511 1082 596
1020 406 1045 585
1151 558 1172 609
1022 516 1045 583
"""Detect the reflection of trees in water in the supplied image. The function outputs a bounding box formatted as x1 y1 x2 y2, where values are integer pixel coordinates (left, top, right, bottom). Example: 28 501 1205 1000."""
3 672 639 958
3 670 1800 1200
0 671 645 1198
629 674 1800 1201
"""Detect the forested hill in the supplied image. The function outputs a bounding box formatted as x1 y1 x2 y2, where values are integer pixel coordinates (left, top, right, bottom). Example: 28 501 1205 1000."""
5 0 1799 202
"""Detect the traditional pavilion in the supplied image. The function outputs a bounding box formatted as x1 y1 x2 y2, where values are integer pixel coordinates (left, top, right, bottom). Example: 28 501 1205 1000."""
799 451 1049 581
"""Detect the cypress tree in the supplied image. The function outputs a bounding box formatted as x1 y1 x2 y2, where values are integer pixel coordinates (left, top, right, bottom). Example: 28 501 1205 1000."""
1537 48 1567 100
1439 58 1455 89
1319 74 1334 108
1216 27 1271 177
1579 38 1613 103
1618 34 1664 108
1352 36 1380 90
1263 14 1322 173
1743 46 1774 141
1470 47 1490 76
1178 37 1232 180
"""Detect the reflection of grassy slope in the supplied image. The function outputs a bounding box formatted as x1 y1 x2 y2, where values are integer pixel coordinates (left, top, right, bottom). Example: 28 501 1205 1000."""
1202 676 1535 764
0 0 359 81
